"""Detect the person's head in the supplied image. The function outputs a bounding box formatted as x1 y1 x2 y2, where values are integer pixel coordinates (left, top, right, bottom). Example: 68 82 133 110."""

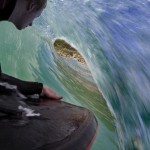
1 0 47 30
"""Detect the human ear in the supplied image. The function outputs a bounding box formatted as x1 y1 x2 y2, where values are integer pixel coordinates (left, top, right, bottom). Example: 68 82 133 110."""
27 0 37 11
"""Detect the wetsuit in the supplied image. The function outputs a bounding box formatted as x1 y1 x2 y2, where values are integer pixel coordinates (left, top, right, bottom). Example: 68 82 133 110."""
0 66 43 96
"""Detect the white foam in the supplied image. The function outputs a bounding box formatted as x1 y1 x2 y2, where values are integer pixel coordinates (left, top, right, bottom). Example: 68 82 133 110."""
18 106 40 117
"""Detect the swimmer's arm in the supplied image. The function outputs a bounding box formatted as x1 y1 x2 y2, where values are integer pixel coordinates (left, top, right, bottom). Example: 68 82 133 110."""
0 73 43 95
0 73 62 100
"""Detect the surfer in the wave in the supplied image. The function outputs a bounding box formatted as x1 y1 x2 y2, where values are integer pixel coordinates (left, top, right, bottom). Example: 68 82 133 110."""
0 0 62 100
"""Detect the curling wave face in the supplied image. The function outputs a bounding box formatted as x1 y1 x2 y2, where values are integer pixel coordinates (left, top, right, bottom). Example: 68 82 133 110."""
0 0 150 149
36 0 150 149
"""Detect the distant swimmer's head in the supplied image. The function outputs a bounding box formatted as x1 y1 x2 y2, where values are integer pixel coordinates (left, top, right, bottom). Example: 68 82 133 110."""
0 0 47 30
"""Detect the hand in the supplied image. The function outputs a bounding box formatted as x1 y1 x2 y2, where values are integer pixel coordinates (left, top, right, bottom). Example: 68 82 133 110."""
40 85 63 100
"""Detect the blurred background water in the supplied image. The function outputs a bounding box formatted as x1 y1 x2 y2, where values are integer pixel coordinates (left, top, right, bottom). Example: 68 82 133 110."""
0 0 150 149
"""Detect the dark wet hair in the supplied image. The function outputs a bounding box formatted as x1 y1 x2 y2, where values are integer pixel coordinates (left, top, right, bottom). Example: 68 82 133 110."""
0 0 17 20
26 0 47 10
0 0 47 21
37 0 47 10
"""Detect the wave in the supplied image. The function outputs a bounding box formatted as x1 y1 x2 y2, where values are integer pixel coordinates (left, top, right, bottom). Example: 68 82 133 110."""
1 0 150 149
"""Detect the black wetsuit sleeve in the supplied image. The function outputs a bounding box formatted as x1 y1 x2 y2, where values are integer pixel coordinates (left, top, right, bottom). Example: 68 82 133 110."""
0 73 43 96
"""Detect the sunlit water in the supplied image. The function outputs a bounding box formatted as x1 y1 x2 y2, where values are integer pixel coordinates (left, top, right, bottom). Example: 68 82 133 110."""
0 0 150 149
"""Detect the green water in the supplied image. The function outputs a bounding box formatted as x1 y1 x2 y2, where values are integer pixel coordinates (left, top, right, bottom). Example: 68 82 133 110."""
0 21 119 150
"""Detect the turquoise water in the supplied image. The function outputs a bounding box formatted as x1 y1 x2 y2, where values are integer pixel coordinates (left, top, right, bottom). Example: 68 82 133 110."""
0 22 118 149
1 0 150 149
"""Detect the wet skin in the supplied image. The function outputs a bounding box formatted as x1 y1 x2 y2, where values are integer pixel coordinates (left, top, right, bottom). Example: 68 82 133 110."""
8 0 47 29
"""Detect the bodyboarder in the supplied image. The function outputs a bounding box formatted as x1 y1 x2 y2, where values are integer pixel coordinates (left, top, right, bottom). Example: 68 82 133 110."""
0 0 62 100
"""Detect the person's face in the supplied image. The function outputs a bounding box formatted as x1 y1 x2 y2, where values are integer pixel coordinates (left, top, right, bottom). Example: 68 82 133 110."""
25 7 44 28
8 0 47 30
21 2 46 29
